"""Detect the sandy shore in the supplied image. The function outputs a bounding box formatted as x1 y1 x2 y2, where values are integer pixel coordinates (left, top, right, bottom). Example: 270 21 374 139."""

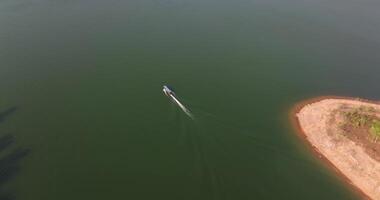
293 97 380 200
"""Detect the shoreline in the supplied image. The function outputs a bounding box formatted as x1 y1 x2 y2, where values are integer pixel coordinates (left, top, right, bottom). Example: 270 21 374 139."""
290 96 380 200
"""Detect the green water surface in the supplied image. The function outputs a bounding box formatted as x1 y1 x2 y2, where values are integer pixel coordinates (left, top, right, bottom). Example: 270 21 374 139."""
1 0 380 199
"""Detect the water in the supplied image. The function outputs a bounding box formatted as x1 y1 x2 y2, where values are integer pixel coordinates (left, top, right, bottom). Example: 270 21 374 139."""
1 0 380 199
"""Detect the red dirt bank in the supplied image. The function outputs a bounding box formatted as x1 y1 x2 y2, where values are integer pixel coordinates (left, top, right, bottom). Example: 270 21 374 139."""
291 96 380 200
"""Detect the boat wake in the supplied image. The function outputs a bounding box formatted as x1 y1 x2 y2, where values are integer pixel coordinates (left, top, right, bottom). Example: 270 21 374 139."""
169 94 194 119
162 88 319 199
163 85 194 119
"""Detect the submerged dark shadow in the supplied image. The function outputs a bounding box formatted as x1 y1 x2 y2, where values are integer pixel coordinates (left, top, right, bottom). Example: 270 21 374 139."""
0 135 14 153
0 148 30 185
0 107 17 124
0 107 30 200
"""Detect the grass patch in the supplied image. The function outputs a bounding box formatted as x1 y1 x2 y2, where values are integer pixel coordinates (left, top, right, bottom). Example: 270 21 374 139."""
370 120 380 142
341 107 380 143
359 105 376 113
343 110 371 127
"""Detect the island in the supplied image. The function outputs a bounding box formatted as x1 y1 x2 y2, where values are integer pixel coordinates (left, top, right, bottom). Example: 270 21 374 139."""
292 97 380 200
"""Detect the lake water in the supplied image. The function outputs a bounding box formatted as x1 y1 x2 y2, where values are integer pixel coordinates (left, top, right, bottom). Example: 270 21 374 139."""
1 0 380 199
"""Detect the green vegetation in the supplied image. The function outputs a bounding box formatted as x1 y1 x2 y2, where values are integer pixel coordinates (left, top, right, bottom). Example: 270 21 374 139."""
342 107 380 143
359 105 376 113
343 110 371 127
370 120 380 142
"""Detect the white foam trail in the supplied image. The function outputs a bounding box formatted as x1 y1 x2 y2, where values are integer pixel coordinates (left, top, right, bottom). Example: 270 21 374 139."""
169 94 194 119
